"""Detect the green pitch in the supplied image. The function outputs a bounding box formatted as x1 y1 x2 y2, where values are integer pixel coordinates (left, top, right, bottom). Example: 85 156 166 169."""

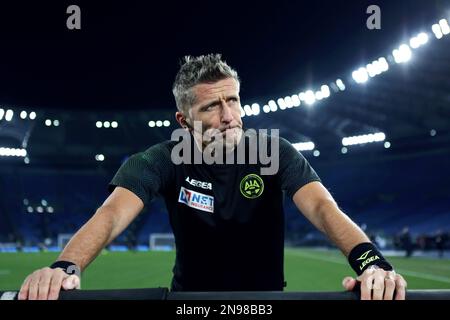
1 248 449 291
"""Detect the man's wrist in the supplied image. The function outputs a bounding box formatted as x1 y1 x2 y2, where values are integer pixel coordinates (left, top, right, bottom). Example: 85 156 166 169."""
348 242 393 276
50 260 81 277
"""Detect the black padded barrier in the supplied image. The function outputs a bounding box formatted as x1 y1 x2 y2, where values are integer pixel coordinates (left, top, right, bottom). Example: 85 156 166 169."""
1 288 450 300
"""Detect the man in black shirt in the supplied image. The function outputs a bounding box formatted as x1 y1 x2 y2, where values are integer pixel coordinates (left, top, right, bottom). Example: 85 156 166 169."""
19 54 407 300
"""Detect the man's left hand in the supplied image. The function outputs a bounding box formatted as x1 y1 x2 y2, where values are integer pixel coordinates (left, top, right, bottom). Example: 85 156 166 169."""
342 266 407 300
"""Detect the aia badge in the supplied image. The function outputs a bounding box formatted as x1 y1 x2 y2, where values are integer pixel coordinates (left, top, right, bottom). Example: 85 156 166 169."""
178 186 214 213
240 174 264 199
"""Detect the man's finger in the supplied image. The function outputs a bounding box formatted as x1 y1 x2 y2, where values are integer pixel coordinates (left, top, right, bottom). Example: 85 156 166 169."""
372 272 385 300
342 276 356 291
394 275 407 300
18 276 31 300
37 268 52 300
360 274 374 300
27 272 41 300
48 271 66 300
62 274 80 290
383 275 396 300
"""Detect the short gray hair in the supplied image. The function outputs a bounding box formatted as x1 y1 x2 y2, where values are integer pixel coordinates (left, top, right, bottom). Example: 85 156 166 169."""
172 54 240 113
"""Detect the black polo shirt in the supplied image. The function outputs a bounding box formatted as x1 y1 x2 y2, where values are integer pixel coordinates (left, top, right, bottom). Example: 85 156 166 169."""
109 131 320 291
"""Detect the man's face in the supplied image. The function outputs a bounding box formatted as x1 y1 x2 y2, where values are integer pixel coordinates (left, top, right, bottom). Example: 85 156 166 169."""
181 77 243 149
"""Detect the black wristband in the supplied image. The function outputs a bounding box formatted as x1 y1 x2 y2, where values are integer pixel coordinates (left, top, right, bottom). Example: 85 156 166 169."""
50 261 81 277
348 242 393 276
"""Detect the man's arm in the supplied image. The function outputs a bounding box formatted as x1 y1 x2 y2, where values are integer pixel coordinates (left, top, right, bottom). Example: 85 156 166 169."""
292 181 369 255
19 186 143 300
292 181 407 300
58 186 144 270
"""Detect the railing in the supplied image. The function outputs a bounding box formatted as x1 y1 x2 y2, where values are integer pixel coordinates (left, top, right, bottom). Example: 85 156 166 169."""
1 288 450 300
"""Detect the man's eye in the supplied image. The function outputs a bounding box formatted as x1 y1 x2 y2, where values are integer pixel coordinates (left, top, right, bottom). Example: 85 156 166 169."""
205 105 217 111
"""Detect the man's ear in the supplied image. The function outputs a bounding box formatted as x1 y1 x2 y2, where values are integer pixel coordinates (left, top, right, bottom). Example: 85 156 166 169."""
175 111 190 130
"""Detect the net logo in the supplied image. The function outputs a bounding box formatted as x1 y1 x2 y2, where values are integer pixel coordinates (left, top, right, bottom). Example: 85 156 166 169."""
178 186 214 213
240 174 264 199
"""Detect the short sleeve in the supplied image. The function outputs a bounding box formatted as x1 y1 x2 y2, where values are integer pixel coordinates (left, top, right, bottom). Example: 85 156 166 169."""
108 142 174 206
277 137 321 199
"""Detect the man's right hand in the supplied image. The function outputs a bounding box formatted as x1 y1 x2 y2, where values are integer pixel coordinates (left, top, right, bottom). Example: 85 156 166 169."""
18 267 80 300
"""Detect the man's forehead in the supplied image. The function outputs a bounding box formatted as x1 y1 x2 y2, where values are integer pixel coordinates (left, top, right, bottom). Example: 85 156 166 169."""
193 78 239 99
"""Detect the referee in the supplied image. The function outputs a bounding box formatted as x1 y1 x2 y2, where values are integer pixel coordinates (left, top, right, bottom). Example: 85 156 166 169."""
19 54 407 300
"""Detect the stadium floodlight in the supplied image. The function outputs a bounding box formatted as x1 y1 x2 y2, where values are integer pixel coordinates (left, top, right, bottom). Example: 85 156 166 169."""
24 157 30 164
298 92 306 101
336 79 346 91
27 206 33 213
23 199 29 205
417 32 429 45
410 36 420 49
378 57 389 72
0 147 27 157
430 129 437 136
277 98 287 110
111 121 118 128
313 150 320 157
29 111 36 120
240 106 245 117
37 206 44 213
352 67 369 83
96 121 102 128
20 111 27 119
384 141 391 149
268 100 278 112
163 120 170 127
291 94 301 107
315 91 324 100
374 132 386 141
41 199 48 206
262 105 270 113
341 147 348 154
439 19 450 35
392 44 412 63
5 109 13 121
103 121 110 128
342 132 386 146
292 142 315 151
304 90 316 105
284 96 293 108
251 103 260 115
410 32 429 48
431 24 443 39
366 62 378 77
148 120 156 127
321 85 330 98
95 154 105 161
244 104 253 116
47 206 54 213
156 120 163 127
45 119 52 126
0 108 4 120
53 120 60 127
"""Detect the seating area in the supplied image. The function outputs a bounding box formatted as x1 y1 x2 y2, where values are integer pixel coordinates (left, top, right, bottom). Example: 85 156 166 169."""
1 150 449 252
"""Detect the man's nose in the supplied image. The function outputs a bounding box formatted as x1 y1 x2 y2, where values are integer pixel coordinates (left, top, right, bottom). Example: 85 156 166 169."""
220 100 234 123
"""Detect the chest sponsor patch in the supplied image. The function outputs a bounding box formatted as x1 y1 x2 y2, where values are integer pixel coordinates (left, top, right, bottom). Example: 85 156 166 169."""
178 186 214 213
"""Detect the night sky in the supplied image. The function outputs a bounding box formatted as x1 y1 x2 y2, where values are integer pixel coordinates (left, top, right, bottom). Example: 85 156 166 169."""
0 0 445 111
